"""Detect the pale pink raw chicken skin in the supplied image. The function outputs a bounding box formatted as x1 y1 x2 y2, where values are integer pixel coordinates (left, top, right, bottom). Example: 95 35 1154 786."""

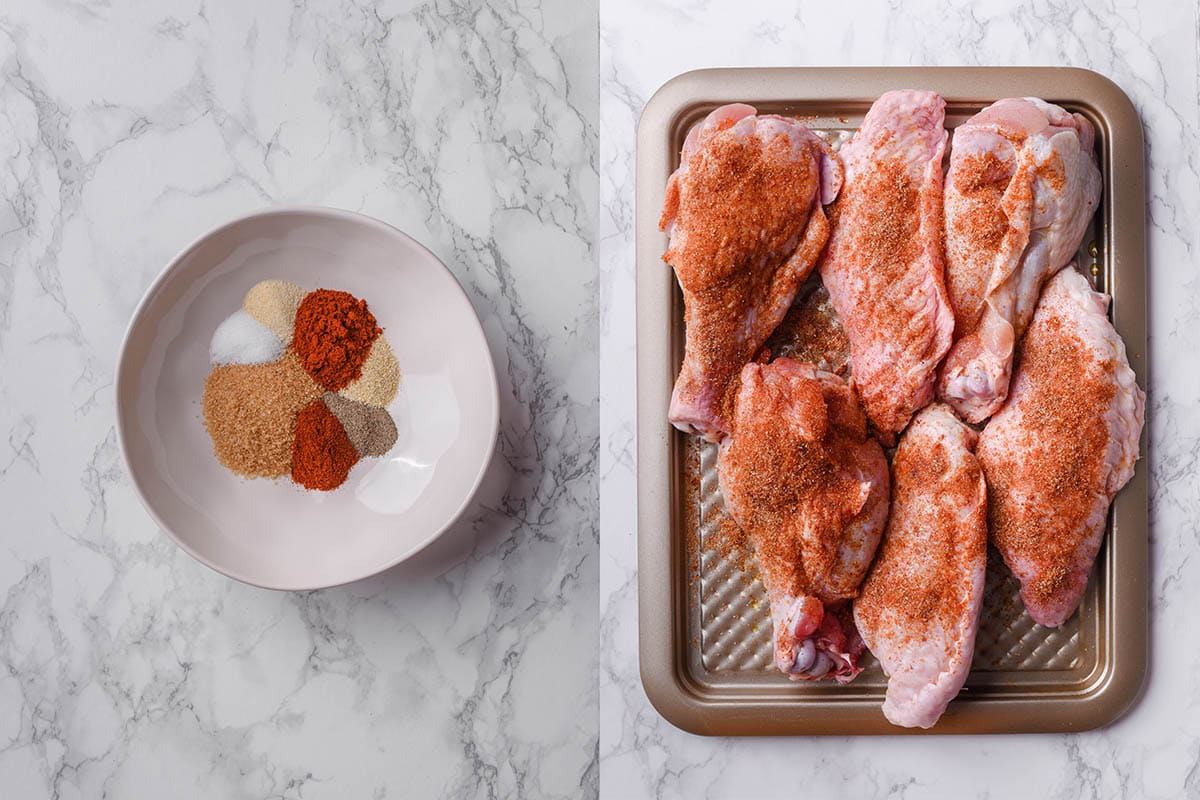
661 104 842 441
718 359 889 682
978 267 1143 627
855 403 987 729
938 98 1102 423
817 89 954 442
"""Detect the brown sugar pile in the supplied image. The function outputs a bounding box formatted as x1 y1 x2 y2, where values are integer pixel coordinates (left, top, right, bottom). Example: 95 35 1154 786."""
202 351 322 477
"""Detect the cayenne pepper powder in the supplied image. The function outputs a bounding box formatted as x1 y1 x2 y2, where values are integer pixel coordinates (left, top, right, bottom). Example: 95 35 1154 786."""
291 398 360 490
292 289 382 391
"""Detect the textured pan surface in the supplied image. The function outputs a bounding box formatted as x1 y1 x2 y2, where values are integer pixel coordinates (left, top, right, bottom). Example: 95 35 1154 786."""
637 67 1147 735
690 420 1083 679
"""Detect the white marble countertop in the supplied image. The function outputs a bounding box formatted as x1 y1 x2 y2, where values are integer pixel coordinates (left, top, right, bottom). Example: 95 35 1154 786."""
0 1 597 797
600 1 1200 797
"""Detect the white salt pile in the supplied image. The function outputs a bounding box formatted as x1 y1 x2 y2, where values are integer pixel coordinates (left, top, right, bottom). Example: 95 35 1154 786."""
210 309 285 366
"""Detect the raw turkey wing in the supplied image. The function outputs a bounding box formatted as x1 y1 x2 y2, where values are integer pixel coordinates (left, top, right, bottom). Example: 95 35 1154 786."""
938 97 1102 423
855 403 987 729
817 89 954 441
977 266 1143 628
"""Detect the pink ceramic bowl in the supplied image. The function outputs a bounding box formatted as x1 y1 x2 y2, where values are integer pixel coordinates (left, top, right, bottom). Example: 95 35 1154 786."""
116 207 499 589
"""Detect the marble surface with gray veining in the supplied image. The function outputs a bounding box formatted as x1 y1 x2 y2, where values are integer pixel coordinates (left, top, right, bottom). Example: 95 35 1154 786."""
600 1 1200 797
0 0 597 797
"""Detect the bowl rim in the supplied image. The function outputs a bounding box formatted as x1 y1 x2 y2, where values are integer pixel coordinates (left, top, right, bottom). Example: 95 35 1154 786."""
114 205 501 591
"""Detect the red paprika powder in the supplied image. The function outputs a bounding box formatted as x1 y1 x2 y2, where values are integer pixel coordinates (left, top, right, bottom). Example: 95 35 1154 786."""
291 398 359 490
292 289 382 391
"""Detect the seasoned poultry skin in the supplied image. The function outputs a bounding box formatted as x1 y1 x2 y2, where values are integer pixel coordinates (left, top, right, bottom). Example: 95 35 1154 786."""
817 89 954 442
937 98 1102 423
718 359 889 682
855 404 987 729
661 104 842 442
978 267 1143 628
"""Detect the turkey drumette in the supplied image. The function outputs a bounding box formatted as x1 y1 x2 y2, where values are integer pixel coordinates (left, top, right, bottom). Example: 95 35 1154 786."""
718 359 889 682
661 104 842 441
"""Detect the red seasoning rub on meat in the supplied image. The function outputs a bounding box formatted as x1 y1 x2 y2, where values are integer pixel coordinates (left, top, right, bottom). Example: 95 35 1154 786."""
855 403 987 729
717 358 889 683
661 103 843 442
937 97 1102 424
817 89 953 443
977 267 1143 628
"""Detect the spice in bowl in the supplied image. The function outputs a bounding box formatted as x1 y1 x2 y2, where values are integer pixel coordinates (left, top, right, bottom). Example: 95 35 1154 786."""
339 337 401 406
244 279 306 343
291 397 361 491
210 309 287 366
293 289 382 391
203 351 322 477
201 280 402 492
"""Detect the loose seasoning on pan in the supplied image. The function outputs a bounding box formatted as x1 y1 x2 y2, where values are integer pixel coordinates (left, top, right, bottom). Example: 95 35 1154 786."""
201 280 402 492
